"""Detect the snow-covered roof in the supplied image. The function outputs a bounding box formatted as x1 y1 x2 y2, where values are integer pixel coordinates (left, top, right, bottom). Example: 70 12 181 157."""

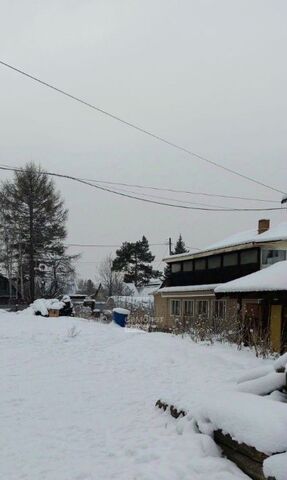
164 221 287 263
139 282 162 296
215 260 287 294
110 295 153 306
124 283 139 296
158 284 221 294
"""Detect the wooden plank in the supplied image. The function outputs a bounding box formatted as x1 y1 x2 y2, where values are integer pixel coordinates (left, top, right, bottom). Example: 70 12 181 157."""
214 430 268 463
219 443 266 480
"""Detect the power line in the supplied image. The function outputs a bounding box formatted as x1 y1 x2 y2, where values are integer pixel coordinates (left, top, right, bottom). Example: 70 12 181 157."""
66 242 168 248
0 161 277 204
0 165 284 212
91 183 255 209
83 178 278 204
0 59 286 196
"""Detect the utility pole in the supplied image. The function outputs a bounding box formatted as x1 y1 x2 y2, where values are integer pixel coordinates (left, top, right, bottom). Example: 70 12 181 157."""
169 237 172 256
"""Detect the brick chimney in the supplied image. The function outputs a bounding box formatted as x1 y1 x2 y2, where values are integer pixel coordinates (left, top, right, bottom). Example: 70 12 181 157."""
258 219 270 234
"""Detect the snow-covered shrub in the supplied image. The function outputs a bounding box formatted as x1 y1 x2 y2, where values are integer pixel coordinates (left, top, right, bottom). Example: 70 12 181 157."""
66 326 81 338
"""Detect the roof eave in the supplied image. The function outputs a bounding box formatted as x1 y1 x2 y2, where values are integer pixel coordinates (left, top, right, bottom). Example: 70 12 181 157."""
164 238 287 263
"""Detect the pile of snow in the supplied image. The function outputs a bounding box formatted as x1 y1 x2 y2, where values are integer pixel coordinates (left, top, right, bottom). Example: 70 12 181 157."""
237 371 286 395
194 391 287 455
191 352 287 457
264 452 287 480
236 351 287 395
23 298 64 316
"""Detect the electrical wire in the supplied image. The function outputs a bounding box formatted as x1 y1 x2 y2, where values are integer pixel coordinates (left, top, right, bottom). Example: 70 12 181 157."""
0 59 286 196
83 178 278 204
0 165 284 212
0 161 277 205
65 242 168 247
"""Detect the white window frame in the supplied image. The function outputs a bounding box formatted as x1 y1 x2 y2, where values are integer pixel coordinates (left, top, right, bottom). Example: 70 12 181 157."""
212 300 226 319
170 299 181 316
196 300 209 317
183 299 194 316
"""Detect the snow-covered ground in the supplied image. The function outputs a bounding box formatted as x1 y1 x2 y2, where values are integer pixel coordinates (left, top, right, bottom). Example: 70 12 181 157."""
0 311 272 480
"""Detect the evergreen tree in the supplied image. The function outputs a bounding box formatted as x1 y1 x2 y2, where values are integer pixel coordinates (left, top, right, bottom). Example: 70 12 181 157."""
163 235 188 281
173 234 188 255
0 163 73 301
77 279 96 296
112 236 161 287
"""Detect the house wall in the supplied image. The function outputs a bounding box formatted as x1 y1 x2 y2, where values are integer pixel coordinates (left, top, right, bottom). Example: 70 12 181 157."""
154 290 238 332
153 293 172 330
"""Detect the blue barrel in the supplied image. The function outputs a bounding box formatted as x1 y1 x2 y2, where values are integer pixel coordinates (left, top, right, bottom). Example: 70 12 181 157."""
112 308 130 327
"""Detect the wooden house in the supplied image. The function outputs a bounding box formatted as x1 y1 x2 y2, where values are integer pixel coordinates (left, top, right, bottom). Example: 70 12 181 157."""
154 219 287 342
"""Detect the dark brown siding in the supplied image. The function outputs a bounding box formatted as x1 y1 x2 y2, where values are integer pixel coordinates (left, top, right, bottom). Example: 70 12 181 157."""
167 248 260 287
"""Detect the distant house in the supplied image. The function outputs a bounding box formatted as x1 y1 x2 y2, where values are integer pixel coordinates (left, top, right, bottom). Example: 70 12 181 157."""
154 219 287 350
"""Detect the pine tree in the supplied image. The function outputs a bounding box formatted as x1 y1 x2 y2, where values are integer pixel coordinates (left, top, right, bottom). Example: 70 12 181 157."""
163 235 188 281
112 236 161 287
173 234 188 254
76 279 96 296
0 163 73 301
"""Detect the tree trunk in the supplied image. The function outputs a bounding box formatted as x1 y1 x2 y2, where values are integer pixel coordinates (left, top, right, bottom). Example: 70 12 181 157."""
28 194 35 302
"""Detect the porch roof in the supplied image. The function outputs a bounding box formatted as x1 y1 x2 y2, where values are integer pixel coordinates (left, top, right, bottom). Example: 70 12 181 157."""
158 284 221 295
215 261 287 294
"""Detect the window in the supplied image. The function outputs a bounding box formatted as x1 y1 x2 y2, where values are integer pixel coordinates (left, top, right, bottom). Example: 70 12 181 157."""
262 249 286 267
196 300 209 316
171 263 181 273
207 255 221 269
183 300 194 316
223 253 238 267
241 250 258 265
183 260 193 272
213 300 226 319
194 258 206 270
170 299 181 316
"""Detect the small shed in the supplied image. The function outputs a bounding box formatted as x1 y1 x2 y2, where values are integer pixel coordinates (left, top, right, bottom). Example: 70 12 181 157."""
215 260 287 352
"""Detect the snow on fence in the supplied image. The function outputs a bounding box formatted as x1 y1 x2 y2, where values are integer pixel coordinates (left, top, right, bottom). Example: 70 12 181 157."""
155 353 287 480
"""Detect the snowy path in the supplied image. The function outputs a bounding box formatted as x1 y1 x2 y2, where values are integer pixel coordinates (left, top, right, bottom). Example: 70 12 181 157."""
0 313 269 480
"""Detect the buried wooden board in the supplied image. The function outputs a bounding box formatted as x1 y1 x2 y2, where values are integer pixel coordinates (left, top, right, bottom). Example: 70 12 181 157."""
155 399 278 480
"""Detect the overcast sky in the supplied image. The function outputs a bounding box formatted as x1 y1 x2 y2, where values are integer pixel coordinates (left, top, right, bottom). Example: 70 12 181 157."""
1 0 287 279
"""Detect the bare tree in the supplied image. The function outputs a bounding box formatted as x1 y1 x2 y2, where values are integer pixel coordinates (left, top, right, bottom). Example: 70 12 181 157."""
98 254 130 297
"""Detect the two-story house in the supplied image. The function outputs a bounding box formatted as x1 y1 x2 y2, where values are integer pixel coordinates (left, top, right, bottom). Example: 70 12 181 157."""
154 219 287 333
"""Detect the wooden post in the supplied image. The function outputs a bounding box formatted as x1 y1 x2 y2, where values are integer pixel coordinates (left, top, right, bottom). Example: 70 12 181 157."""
270 304 282 352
